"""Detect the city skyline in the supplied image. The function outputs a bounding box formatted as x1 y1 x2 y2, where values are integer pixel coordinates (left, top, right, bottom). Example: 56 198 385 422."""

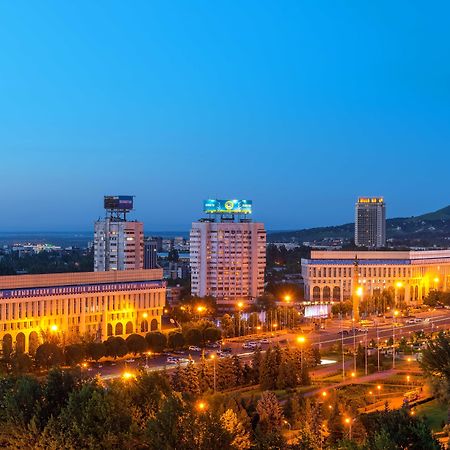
1 1 450 231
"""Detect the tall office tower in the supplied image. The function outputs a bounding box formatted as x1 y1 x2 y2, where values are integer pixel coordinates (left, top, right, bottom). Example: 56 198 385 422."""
144 239 158 269
190 199 266 309
355 197 386 248
94 196 144 271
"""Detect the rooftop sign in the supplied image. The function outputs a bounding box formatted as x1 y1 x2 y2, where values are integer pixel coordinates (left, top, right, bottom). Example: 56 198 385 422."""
203 199 252 214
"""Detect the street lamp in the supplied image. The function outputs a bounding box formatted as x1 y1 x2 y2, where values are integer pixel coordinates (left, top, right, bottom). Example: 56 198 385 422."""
50 324 58 332
122 371 134 381
236 302 244 336
210 354 217 393
196 400 207 412
297 336 306 369
393 310 399 369
284 295 291 329
344 417 353 440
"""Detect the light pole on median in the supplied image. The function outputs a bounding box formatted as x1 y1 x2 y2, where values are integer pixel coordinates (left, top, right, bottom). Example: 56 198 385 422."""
393 310 399 369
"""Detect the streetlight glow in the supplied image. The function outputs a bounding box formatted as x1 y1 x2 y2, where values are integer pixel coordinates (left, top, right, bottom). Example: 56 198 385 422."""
196 401 207 412
50 324 58 332
122 371 134 380
296 336 306 344
356 286 363 297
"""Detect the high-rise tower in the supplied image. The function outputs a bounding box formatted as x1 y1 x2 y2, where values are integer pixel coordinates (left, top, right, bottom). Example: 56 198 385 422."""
190 199 266 310
355 197 386 248
94 196 144 271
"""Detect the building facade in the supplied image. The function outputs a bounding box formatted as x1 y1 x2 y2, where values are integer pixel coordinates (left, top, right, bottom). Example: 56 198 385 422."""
190 219 266 308
144 239 158 269
94 219 144 271
355 197 386 248
0 269 165 354
302 250 450 304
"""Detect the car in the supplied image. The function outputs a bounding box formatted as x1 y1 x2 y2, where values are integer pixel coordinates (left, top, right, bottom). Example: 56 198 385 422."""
188 346 202 352
406 319 416 324
206 342 220 349
166 356 179 364
221 347 232 353
338 330 349 336
125 359 135 363
355 328 368 333
242 342 257 350
259 338 270 344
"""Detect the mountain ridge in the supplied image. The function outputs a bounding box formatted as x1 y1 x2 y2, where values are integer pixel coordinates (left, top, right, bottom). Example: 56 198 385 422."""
268 205 450 246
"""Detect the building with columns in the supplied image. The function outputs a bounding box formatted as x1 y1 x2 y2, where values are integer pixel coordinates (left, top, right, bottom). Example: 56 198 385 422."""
0 269 165 354
301 250 450 304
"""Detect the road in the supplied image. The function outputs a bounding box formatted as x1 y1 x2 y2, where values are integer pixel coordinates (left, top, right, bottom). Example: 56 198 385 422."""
87 308 450 380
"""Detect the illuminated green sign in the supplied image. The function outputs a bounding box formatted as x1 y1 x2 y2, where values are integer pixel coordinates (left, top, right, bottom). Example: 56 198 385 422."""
203 199 252 214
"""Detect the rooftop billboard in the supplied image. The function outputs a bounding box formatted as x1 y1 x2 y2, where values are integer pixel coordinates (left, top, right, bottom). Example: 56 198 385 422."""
203 199 252 214
104 196 134 211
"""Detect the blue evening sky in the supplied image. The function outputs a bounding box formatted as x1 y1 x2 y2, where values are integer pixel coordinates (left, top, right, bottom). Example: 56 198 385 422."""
0 1 449 231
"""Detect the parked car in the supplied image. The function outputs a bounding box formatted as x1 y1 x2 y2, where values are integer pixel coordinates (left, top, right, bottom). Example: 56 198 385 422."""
188 346 202 352
166 356 179 364
338 330 350 336
259 338 270 344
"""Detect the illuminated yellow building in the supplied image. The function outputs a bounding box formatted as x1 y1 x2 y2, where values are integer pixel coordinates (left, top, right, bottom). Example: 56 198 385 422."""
302 250 450 303
0 269 165 353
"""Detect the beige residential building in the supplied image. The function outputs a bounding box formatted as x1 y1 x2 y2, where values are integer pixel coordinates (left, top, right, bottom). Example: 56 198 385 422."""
190 219 266 308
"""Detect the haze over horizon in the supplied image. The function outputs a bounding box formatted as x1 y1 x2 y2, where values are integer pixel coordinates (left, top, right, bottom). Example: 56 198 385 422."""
1 1 449 231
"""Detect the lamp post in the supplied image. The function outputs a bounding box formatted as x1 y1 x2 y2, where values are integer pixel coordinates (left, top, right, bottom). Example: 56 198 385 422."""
297 335 306 369
393 310 399 369
210 353 217 393
284 295 292 330
344 417 353 440
237 302 244 337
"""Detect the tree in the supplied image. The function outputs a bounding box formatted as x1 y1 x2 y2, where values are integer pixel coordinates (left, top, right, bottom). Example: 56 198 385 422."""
145 331 167 353
35 343 64 369
86 342 106 361
251 348 262 384
125 334 147 355
41 382 132 449
10 353 33 374
104 336 128 359
185 328 203 346
359 408 440 450
220 314 235 338
168 331 185 350
220 409 251 450
65 344 86 366
256 391 284 434
204 327 222 343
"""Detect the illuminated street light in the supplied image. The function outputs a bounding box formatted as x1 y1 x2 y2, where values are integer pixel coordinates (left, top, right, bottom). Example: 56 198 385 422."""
344 417 353 440
297 336 306 369
284 295 291 303
50 324 58 332
356 286 363 297
321 391 327 398
142 312 148 319
197 305 206 313
122 371 134 381
196 401 207 412
396 281 403 288
237 301 244 309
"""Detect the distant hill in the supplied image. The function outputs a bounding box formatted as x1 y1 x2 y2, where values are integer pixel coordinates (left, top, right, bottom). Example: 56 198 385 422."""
268 205 450 247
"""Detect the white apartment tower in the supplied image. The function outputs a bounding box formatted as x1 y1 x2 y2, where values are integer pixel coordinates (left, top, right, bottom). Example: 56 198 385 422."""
190 200 266 308
355 197 386 248
94 196 144 271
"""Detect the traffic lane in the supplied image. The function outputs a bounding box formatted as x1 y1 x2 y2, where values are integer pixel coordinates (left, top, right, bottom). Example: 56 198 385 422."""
309 316 450 348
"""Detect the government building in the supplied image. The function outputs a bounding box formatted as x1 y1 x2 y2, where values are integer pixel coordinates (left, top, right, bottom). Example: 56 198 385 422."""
302 250 450 304
0 269 165 354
